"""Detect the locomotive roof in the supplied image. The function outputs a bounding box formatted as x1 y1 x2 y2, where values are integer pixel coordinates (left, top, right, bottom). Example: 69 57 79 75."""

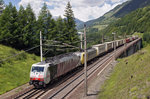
33 61 49 65
32 52 80 66
45 52 77 65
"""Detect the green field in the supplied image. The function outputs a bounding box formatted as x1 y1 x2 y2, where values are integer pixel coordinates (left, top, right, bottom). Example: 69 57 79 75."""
99 45 150 99
0 44 40 95
93 25 108 31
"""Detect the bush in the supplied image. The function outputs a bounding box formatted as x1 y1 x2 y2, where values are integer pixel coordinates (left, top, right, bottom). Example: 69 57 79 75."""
16 52 27 60
143 32 150 44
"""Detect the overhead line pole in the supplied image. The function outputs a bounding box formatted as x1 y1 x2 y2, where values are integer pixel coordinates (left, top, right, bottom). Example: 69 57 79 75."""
40 31 43 62
78 32 84 50
112 32 116 60
124 32 127 56
81 33 83 49
84 24 87 96
102 33 104 43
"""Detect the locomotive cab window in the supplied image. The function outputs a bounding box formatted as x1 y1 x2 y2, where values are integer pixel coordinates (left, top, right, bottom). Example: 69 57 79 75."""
32 66 44 72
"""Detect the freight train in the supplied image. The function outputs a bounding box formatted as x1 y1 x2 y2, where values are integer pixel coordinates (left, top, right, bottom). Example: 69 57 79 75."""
29 36 138 88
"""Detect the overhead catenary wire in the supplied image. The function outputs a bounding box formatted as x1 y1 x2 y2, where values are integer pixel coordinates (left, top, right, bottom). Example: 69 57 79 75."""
0 33 24 42
42 44 79 57
0 31 80 62
42 31 81 56
42 35 95 56
43 42 79 56
0 45 40 63
0 32 39 43
43 40 79 49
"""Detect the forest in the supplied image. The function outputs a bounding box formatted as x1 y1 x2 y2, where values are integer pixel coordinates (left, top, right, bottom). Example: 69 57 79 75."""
0 1 79 57
101 5 150 42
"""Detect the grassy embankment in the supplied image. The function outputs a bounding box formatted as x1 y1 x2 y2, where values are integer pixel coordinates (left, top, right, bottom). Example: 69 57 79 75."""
99 45 150 99
0 44 40 95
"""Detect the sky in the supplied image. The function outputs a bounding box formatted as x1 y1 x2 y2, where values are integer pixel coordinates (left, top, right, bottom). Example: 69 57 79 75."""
4 0 128 22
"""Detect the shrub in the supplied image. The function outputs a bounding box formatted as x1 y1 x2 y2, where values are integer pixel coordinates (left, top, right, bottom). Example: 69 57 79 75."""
143 32 150 44
16 52 27 60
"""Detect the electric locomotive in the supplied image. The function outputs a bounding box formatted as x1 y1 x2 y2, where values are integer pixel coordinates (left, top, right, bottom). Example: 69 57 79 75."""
29 52 81 88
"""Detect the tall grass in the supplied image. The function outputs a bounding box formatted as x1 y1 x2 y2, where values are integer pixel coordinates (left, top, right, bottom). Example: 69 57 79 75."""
0 44 40 95
99 45 150 99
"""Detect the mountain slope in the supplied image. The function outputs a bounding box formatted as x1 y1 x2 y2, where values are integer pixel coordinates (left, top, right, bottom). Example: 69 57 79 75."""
77 0 150 30
77 1 129 29
114 0 150 17
102 5 150 37
75 18 84 27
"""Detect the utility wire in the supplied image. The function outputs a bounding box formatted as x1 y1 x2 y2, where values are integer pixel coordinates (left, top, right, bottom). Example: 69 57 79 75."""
43 39 80 56
0 34 24 42
0 45 40 63
44 40 79 49
0 31 80 62
42 31 80 56
43 49 51 57
0 32 39 42
0 31 81 60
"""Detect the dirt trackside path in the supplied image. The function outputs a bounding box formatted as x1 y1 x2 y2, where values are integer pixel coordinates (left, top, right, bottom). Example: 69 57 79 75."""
68 61 117 99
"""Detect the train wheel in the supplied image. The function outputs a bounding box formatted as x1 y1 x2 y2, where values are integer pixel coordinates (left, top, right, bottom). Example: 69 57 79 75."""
43 84 46 88
34 85 38 89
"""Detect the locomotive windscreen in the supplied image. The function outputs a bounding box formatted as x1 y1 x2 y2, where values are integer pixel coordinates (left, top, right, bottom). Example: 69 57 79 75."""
32 67 44 72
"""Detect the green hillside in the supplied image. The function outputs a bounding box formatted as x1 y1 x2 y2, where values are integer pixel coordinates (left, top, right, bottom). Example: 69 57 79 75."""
99 45 150 98
77 0 150 30
0 44 40 94
103 5 150 36
77 1 128 29
86 5 150 48
77 0 150 48
114 0 150 17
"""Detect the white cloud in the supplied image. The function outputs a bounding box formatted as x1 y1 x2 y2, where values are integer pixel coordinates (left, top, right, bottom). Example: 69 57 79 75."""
19 0 44 16
18 0 127 22
73 3 121 21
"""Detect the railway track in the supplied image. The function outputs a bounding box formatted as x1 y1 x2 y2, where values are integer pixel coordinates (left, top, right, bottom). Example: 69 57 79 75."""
9 39 140 99
42 39 138 99
13 51 112 99
47 55 113 98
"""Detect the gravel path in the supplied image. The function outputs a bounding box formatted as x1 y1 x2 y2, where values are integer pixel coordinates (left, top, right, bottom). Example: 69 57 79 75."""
68 60 118 99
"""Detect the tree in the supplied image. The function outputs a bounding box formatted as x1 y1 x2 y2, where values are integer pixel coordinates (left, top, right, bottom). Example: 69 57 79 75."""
0 3 18 47
143 32 150 44
0 0 4 15
37 3 56 40
37 3 58 56
24 4 37 48
56 16 65 41
64 2 79 48
16 5 27 49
